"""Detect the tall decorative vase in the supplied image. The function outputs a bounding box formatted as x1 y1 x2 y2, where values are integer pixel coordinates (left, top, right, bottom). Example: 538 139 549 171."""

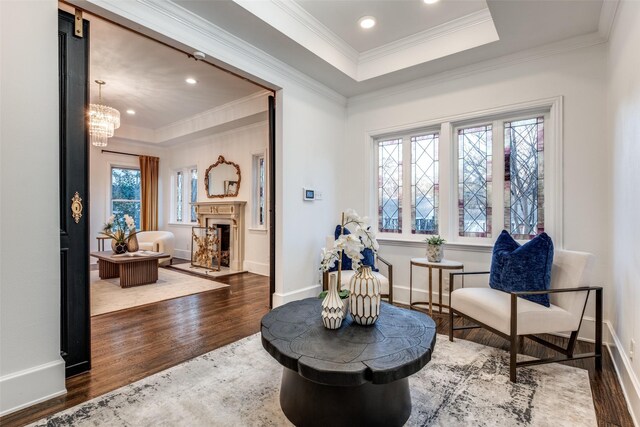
349 266 381 326
127 229 139 252
111 240 127 255
426 244 443 262
321 274 344 329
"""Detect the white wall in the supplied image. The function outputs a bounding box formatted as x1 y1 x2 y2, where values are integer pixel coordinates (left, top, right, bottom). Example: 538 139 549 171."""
607 1 640 423
1 0 347 414
344 45 611 337
89 139 165 258
162 122 270 275
0 0 66 415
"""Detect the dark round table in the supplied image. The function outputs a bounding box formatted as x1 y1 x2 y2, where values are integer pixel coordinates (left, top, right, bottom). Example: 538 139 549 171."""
261 297 436 427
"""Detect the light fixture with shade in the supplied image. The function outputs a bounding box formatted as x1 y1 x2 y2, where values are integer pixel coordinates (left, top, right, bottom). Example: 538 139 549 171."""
89 80 120 147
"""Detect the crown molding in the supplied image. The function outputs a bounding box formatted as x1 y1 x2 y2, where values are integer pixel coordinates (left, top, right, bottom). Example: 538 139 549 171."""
598 0 619 40
81 0 347 106
348 31 606 107
359 9 495 64
269 0 359 62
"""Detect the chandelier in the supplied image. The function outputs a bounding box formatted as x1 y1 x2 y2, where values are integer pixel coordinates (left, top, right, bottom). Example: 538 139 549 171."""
89 80 120 147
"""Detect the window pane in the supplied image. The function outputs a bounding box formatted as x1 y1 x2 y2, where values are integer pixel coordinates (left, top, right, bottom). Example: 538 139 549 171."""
111 201 141 230
378 138 402 233
504 117 544 239
259 157 265 226
412 133 439 234
176 171 183 223
111 168 140 200
458 125 492 237
190 169 198 223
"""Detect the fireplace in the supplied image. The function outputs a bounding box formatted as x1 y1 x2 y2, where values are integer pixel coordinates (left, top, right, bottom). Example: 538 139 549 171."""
194 201 246 271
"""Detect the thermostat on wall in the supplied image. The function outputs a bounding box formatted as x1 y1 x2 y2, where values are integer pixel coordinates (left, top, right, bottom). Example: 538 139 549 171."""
303 188 315 201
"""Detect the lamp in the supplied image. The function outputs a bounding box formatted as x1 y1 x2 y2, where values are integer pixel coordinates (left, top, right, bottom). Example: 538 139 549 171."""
89 80 120 147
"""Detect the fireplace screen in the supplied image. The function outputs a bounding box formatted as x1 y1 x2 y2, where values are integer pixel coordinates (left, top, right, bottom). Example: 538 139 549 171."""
191 226 222 271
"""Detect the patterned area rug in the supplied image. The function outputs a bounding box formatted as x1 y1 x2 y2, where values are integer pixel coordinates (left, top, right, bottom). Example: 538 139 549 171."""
31 334 596 426
91 269 228 316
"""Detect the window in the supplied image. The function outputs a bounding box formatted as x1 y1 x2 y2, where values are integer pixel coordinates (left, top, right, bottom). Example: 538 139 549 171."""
173 167 197 224
504 117 544 240
458 125 492 237
252 153 266 228
373 109 550 244
111 167 141 229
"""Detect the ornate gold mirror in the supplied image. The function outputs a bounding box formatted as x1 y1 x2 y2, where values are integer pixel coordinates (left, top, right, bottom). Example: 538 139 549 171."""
205 156 241 198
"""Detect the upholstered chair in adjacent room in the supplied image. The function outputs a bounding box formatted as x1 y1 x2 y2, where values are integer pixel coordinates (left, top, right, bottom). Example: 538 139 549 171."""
136 231 175 266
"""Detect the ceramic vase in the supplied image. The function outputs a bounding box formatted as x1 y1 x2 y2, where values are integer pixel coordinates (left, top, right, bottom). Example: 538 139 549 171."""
349 266 381 326
127 229 139 252
321 274 344 329
111 240 127 255
426 244 443 262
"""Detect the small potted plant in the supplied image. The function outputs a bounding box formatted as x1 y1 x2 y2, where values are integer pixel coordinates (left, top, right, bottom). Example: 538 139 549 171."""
425 235 446 263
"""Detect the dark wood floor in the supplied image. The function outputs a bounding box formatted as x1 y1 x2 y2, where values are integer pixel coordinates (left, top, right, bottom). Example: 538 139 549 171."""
1 270 633 427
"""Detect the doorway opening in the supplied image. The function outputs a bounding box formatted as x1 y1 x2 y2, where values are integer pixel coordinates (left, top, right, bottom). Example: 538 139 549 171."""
58 3 277 404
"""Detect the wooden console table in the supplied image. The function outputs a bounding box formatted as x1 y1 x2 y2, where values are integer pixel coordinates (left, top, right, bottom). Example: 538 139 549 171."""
90 251 170 288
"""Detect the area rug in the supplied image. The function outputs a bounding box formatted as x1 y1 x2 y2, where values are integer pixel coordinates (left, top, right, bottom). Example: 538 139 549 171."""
30 334 596 426
91 269 229 316
168 262 247 278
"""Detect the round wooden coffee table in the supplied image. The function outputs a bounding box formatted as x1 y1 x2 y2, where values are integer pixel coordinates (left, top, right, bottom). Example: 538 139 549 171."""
261 298 436 427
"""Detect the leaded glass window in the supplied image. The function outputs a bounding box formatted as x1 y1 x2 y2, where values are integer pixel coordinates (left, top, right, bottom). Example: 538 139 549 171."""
190 168 198 223
458 125 492 237
176 171 183 223
378 138 402 233
504 117 544 239
411 133 439 234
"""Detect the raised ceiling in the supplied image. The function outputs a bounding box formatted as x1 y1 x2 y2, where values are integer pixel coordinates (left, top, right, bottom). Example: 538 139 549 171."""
88 13 266 132
174 0 613 97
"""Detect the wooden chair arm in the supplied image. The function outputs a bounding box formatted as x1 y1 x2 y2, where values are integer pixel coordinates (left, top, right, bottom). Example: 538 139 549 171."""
510 286 603 296
449 271 490 291
376 255 391 268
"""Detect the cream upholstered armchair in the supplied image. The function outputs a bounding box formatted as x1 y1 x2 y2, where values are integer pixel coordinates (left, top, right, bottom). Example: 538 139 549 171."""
136 231 175 265
448 250 602 382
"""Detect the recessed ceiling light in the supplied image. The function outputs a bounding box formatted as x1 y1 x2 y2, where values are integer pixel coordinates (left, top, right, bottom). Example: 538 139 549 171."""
423 0 440 4
358 16 376 29
185 77 197 84
126 109 136 115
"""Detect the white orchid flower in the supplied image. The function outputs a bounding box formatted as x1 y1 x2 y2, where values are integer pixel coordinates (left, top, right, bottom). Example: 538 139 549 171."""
319 247 340 272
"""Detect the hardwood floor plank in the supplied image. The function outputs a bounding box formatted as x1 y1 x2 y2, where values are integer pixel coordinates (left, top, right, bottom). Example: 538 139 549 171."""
0 273 633 427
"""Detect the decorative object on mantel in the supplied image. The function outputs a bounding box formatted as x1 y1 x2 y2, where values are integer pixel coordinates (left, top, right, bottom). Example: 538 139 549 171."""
321 275 345 329
425 235 446 262
102 214 139 255
205 156 241 198
319 209 381 326
89 80 120 147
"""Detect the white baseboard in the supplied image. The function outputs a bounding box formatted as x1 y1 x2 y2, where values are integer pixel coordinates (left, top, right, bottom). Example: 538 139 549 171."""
272 284 321 307
243 261 269 276
0 359 66 417
174 249 190 260
606 322 640 426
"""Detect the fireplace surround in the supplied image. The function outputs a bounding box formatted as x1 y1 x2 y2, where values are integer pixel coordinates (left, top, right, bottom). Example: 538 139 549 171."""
194 201 246 271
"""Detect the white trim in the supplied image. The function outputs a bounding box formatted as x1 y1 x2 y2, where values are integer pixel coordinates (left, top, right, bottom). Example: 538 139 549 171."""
173 248 191 261
272 284 321 307
606 322 640 426
598 0 620 40
243 260 270 276
359 9 494 63
167 222 199 228
0 360 66 417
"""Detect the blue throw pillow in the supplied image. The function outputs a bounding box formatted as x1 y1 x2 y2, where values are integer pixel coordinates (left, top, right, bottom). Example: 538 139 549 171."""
489 230 554 307
328 225 378 272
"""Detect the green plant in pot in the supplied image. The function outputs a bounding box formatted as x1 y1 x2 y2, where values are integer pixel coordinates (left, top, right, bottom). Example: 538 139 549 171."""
425 235 446 263
102 214 139 255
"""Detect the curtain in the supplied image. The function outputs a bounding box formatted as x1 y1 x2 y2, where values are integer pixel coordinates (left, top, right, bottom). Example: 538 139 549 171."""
139 155 159 231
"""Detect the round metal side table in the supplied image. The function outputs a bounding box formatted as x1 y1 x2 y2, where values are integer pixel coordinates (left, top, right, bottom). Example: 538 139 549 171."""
409 258 464 315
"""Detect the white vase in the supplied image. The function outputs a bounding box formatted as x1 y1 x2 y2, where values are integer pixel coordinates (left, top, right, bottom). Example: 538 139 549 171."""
426 244 443 262
349 266 381 326
321 274 344 329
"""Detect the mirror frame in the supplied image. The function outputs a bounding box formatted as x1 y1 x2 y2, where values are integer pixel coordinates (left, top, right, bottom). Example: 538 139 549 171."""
204 155 241 198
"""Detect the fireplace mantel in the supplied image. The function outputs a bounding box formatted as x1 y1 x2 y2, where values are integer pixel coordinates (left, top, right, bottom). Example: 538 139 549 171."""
194 201 246 271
